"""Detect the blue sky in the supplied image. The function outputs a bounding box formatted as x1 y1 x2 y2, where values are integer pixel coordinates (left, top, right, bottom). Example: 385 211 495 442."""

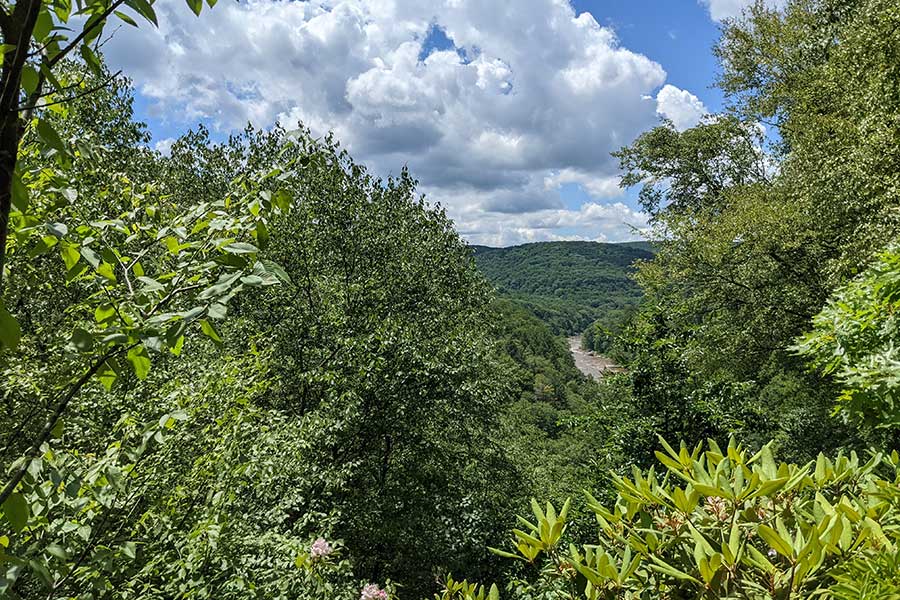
107 0 760 246
582 1 725 113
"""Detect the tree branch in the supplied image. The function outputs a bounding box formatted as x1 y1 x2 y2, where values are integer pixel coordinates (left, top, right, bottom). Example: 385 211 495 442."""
46 0 128 69
0 346 130 506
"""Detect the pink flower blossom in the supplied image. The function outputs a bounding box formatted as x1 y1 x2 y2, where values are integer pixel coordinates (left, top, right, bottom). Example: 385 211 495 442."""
309 537 332 560
360 583 388 600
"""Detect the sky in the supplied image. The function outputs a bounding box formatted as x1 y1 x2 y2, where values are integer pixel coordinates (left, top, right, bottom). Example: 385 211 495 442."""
103 0 781 246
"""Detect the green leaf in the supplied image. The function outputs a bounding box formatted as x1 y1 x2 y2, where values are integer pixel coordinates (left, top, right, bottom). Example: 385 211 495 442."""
186 0 203 16
207 303 227 320
37 119 66 154
114 10 139 26
121 541 137 559
758 524 793 559
127 345 151 380
60 244 80 270
71 328 93 352
648 555 700 583
125 0 157 25
259 259 292 284
47 222 68 238
2 492 29 532
0 300 21 350
273 189 292 211
488 546 525 561
223 242 260 255
200 319 223 344
240 274 264 286
32 10 53 42
46 543 69 560
80 246 101 269
137 276 165 292
53 0 72 22
11 171 29 212
98 362 117 391
80 43 103 77
21 66 39 95
97 262 117 282
95 304 117 324
255 220 269 248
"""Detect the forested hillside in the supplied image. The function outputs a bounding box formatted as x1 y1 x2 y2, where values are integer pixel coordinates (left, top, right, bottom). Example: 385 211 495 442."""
2 0 900 599
472 242 652 336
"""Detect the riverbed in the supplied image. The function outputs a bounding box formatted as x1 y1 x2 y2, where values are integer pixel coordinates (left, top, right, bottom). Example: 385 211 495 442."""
567 336 620 379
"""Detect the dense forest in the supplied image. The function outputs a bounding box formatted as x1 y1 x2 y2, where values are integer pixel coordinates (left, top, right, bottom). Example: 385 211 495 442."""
1 0 900 599
472 242 652 339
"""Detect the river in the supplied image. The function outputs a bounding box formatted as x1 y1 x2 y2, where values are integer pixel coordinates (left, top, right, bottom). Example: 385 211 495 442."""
567 336 620 379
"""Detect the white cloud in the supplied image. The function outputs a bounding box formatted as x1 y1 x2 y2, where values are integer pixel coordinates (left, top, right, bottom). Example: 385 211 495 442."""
656 84 707 131
700 0 787 22
543 169 623 198
106 0 682 244
457 200 649 247
153 137 176 156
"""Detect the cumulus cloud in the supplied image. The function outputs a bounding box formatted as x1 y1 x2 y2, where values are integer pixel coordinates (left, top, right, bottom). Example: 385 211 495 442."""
105 0 677 244
457 201 649 247
656 84 707 131
700 0 787 22
153 137 176 156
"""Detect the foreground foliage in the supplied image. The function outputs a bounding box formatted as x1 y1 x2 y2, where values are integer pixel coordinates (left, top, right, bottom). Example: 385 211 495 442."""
796 246 900 430
492 440 900 600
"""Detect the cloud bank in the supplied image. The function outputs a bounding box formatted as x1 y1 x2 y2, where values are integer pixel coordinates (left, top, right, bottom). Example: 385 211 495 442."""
107 0 704 245
700 0 787 22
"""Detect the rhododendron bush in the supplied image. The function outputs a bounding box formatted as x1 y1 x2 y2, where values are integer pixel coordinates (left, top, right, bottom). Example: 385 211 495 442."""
482 439 900 599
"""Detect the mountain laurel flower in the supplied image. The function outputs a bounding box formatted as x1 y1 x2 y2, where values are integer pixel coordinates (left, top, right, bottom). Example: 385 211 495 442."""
360 583 388 600
705 496 729 521
309 538 332 560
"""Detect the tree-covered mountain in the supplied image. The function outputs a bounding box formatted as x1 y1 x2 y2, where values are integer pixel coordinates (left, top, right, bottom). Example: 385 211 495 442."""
3 0 900 599
471 241 653 335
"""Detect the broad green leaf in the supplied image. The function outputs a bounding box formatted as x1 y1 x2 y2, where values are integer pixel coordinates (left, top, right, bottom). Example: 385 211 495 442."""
758 524 793 559
32 10 53 42
47 222 68 238
95 304 117 324
46 543 69 560
53 0 72 22
97 262 117 282
0 300 21 350
114 10 139 26
80 246 101 269
60 244 80 270
207 303 227 320
37 119 66 153
223 242 259 255
186 0 203 16
127 345 151 380
125 0 157 25
2 492 29 532
200 319 223 344
71 328 93 352
11 171 29 212
98 362 117 391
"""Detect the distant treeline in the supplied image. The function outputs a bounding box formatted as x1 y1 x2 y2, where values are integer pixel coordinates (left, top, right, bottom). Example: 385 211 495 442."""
471 241 653 336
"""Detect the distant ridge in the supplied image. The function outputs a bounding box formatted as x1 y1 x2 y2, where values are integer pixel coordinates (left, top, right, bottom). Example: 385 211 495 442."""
470 240 653 335
470 239 656 253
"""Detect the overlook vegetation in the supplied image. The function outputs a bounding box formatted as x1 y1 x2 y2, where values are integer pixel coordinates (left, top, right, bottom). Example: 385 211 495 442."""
1 0 900 599
472 242 652 338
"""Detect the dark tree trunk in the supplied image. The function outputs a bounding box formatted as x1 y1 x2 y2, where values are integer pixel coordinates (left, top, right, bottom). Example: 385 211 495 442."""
0 0 41 288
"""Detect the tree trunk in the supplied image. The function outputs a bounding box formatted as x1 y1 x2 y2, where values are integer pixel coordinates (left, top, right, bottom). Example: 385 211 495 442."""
0 0 41 289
